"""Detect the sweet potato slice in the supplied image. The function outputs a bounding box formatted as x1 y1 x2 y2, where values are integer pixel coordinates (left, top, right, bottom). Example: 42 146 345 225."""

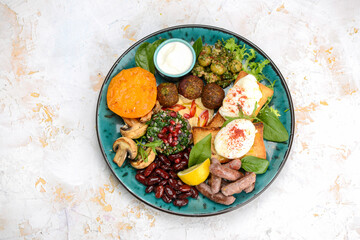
107 67 157 118
244 122 266 159
234 71 274 117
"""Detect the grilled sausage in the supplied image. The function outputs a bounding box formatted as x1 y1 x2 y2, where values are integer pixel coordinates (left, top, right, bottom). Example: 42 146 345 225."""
244 182 255 193
196 183 235 205
209 158 221 193
209 174 221 194
221 172 256 196
223 159 241 170
210 162 242 181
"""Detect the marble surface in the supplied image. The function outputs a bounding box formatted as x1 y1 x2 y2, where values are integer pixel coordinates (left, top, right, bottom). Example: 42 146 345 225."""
0 0 360 239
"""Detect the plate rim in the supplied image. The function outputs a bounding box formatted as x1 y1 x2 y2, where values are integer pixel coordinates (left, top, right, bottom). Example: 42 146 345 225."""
95 24 295 217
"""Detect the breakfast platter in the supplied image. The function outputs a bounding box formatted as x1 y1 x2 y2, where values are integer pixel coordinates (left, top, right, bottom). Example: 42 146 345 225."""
96 25 294 216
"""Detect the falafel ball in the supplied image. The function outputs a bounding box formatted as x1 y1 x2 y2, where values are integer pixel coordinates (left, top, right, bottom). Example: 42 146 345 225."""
178 75 204 100
201 83 225 109
157 83 179 107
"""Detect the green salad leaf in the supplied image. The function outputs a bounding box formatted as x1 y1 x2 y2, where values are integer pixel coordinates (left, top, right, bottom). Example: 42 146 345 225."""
135 138 163 162
135 39 166 74
224 38 247 61
192 37 203 59
144 140 163 156
223 38 270 83
241 156 269 174
188 133 212 167
257 105 289 142
222 103 259 127
269 106 281 117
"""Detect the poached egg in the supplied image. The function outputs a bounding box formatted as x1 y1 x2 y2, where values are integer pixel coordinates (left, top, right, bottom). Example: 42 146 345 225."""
219 74 262 118
214 119 256 159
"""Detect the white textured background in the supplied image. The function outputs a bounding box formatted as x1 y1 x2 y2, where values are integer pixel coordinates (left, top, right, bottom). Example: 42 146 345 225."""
1 0 360 239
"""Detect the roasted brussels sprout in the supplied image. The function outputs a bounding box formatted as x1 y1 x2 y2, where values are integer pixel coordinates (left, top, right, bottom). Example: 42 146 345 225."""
198 54 212 67
192 40 241 88
210 62 226 75
202 45 212 55
230 60 242 73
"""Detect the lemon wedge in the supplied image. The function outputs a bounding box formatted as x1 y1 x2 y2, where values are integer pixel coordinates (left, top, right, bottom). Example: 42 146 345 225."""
177 159 210 186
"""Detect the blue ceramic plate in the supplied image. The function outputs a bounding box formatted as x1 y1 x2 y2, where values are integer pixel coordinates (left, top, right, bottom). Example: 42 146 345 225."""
96 25 294 217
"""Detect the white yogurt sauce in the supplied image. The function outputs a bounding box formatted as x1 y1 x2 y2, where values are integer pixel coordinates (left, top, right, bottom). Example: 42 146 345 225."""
156 41 193 75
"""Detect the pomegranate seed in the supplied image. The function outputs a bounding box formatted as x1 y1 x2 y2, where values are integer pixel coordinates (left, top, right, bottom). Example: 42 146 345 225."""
158 133 164 138
161 127 167 134
172 141 178 146
170 111 177 117
175 158 180 164
168 135 173 144
163 139 168 144
170 120 176 125
169 126 174 132
173 136 178 142
175 124 182 129
176 129 182 134
183 113 190 119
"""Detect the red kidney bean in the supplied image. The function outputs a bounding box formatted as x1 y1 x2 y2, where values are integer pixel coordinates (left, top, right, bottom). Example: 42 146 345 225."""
145 185 155 193
145 176 161 185
137 169 145 175
160 164 171 171
178 185 191 192
190 187 199 199
135 173 146 185
168 178 178 190
173 199 189 207
173 161 187 171
180 159 188 165
162 193 172 203
183 152 189 160
164 185 176 199
155 185 164 198
169 153 183 161
144 162 157 177
168 171 178 179
155 169 169 179
155 160 162 168
159 179 168 186
148 171 158 178
177 180 183 186
158 155 171 166
177 191 193 199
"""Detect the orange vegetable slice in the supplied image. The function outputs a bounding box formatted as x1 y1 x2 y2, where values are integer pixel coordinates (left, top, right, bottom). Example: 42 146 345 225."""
107 67 157 118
